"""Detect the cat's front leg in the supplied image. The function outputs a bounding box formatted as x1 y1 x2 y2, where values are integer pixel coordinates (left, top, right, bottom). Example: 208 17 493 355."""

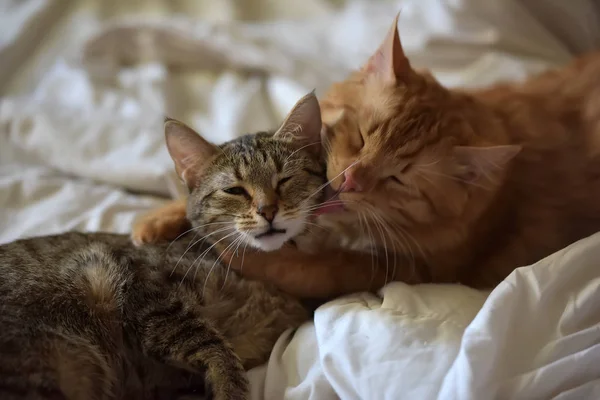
222 245 417 298
134 300 248 400
291 233 320 254
131 199 190 246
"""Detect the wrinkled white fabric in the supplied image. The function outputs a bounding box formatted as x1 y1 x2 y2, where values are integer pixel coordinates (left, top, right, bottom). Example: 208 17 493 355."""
1 0 600 399
266 234 600 400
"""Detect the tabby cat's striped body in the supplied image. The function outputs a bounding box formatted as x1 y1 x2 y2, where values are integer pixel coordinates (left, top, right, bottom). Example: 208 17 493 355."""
0 92 326 399
0 232 307 399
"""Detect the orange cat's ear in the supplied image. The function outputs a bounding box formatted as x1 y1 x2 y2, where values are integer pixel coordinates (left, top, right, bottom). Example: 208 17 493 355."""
274 91 322 155
320 107 345 144
453 145 522 182
321 107 345 127
362 13 411 84
164 117 219 188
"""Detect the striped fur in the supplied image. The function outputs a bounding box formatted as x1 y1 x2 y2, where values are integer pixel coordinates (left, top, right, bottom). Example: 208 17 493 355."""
0 94 326 399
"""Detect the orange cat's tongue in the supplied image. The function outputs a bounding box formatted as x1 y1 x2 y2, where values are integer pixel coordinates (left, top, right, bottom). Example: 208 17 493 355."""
313 203 345 215
313 185 345 216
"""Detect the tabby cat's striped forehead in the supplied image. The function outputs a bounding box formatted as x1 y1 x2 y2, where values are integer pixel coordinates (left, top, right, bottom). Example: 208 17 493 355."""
212 132 310 182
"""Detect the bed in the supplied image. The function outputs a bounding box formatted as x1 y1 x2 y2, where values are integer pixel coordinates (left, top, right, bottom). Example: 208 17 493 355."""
2 0 600 398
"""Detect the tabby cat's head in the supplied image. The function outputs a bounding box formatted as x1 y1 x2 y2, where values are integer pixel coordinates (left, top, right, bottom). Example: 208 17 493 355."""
165 92 325 251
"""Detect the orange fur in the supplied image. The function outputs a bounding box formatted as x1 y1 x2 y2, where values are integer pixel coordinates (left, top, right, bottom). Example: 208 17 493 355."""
134 17 600 297
131 199 190 246
318 17 600 289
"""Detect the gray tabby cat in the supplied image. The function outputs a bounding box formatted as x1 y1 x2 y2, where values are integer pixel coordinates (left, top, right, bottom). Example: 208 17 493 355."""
0 92 325 400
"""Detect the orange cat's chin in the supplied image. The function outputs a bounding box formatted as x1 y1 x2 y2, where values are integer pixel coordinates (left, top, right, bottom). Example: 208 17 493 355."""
337 192 364 209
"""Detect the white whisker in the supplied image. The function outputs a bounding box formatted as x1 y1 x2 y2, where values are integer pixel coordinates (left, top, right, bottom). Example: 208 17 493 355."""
207 234 243 294
167 221 232 253
238 241 250 273
359 210 378 287
423 170 494 191
222 235 246 290
367 208 390 286
306 158 362 201
179 230 238 289
284 141 321 163
171 225 235 276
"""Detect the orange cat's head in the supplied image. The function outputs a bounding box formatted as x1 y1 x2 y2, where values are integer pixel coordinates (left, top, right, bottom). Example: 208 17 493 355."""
320 14 521 233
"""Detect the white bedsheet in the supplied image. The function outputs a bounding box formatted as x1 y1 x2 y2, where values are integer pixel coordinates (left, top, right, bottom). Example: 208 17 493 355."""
256 234 600 399
1 0 600 399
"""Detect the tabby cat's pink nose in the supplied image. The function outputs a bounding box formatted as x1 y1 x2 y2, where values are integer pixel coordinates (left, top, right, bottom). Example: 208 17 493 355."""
340 170 362 192
258 204 278 223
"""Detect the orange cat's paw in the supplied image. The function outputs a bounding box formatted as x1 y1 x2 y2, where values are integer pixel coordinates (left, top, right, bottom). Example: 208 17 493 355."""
131 212 190 246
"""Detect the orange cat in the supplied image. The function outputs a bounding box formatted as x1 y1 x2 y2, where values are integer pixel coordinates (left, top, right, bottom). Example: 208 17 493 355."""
134 15 600 298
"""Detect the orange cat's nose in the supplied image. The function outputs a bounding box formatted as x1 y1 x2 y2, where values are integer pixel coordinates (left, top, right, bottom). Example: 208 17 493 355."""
340 170 363 192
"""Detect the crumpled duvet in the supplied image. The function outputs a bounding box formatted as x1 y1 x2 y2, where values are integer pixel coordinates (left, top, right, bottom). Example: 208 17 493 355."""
1 0 600 398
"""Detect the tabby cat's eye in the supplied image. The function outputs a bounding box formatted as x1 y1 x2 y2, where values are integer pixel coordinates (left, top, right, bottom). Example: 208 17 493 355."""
223 186 248 196
277 177 292 188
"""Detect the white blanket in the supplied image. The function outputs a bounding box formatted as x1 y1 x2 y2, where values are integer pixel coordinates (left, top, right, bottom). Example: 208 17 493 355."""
1 0 600 399
256 234 600 399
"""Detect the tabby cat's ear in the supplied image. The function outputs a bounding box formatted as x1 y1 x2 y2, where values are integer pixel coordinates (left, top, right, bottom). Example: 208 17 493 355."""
453 145 522 182
164 118 219 188
362 13 411 83
274 91 322 155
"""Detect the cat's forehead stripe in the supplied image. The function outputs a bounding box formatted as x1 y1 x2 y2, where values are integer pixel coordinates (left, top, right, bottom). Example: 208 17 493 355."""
217 134 295 182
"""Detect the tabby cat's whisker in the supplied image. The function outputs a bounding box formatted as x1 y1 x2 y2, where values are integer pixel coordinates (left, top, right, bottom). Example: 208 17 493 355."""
237 241 250 273
222 235 246 290
179 231 238 288
201 213 245 218
167 221 232 251
208 234 243 295
171 226 235 277
284 141 321 163
191 230 240 284
166 226 198 250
